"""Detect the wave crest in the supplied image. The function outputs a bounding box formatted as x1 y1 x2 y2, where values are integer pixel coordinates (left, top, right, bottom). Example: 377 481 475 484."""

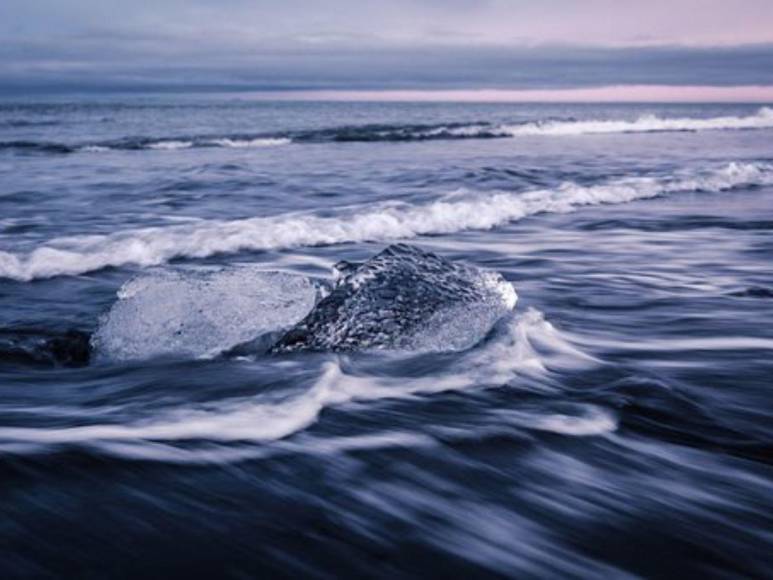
0 308 601 461
1 162 771 281
2 108 772 155
496 107 773 137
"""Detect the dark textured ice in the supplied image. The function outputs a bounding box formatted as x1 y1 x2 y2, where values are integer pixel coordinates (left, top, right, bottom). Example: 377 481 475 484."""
270 243 516 353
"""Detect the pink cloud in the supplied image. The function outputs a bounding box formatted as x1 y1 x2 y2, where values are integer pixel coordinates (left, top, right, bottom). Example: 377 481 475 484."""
253 85 773 103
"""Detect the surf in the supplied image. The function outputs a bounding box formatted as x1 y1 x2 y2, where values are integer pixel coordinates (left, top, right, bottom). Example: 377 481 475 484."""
2 107 771 155
1 161 771 281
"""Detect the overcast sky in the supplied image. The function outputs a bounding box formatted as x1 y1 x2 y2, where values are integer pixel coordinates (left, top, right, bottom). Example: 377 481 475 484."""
2 0 773 93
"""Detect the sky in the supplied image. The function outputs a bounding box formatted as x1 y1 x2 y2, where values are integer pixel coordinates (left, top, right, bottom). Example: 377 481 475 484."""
2 0 773 99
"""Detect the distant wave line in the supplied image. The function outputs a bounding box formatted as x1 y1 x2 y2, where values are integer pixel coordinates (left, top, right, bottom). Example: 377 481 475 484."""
1 108 771 154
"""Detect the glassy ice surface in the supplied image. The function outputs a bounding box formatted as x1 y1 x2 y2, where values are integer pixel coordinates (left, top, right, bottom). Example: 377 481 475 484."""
92 267 320 360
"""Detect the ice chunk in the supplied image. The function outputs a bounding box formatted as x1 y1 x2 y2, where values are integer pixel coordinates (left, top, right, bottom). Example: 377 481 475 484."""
92 266 319 361
270 244 517 353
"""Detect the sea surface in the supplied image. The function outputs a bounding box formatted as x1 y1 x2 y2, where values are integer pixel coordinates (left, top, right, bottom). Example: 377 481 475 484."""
1 98 773 578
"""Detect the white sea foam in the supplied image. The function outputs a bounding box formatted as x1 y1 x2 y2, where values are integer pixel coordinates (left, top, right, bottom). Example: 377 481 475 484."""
493 107 773 137
1 162 771 281
578 335 773 353
416 124 492 138
206 137 291 148
464 308 598 382
75 137 291 152
0 308 600 459
147 140 194 150
496 405 617 436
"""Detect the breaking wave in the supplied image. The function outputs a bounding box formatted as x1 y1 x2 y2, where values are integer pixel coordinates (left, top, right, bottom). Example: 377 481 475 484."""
1 161 771 281
0 308 605 462
143 137 290 151
1 108 771 154
311 107 773 140
0 137 291 154
495 106 773 137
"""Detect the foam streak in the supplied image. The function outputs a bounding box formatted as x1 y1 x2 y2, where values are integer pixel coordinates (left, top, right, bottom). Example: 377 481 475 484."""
1 162 771 281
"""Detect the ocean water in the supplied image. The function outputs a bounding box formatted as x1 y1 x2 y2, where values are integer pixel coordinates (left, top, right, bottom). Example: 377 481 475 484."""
1 98 773 578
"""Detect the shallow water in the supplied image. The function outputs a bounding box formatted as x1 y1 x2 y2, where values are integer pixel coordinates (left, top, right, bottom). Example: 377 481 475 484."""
1 99 773 578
